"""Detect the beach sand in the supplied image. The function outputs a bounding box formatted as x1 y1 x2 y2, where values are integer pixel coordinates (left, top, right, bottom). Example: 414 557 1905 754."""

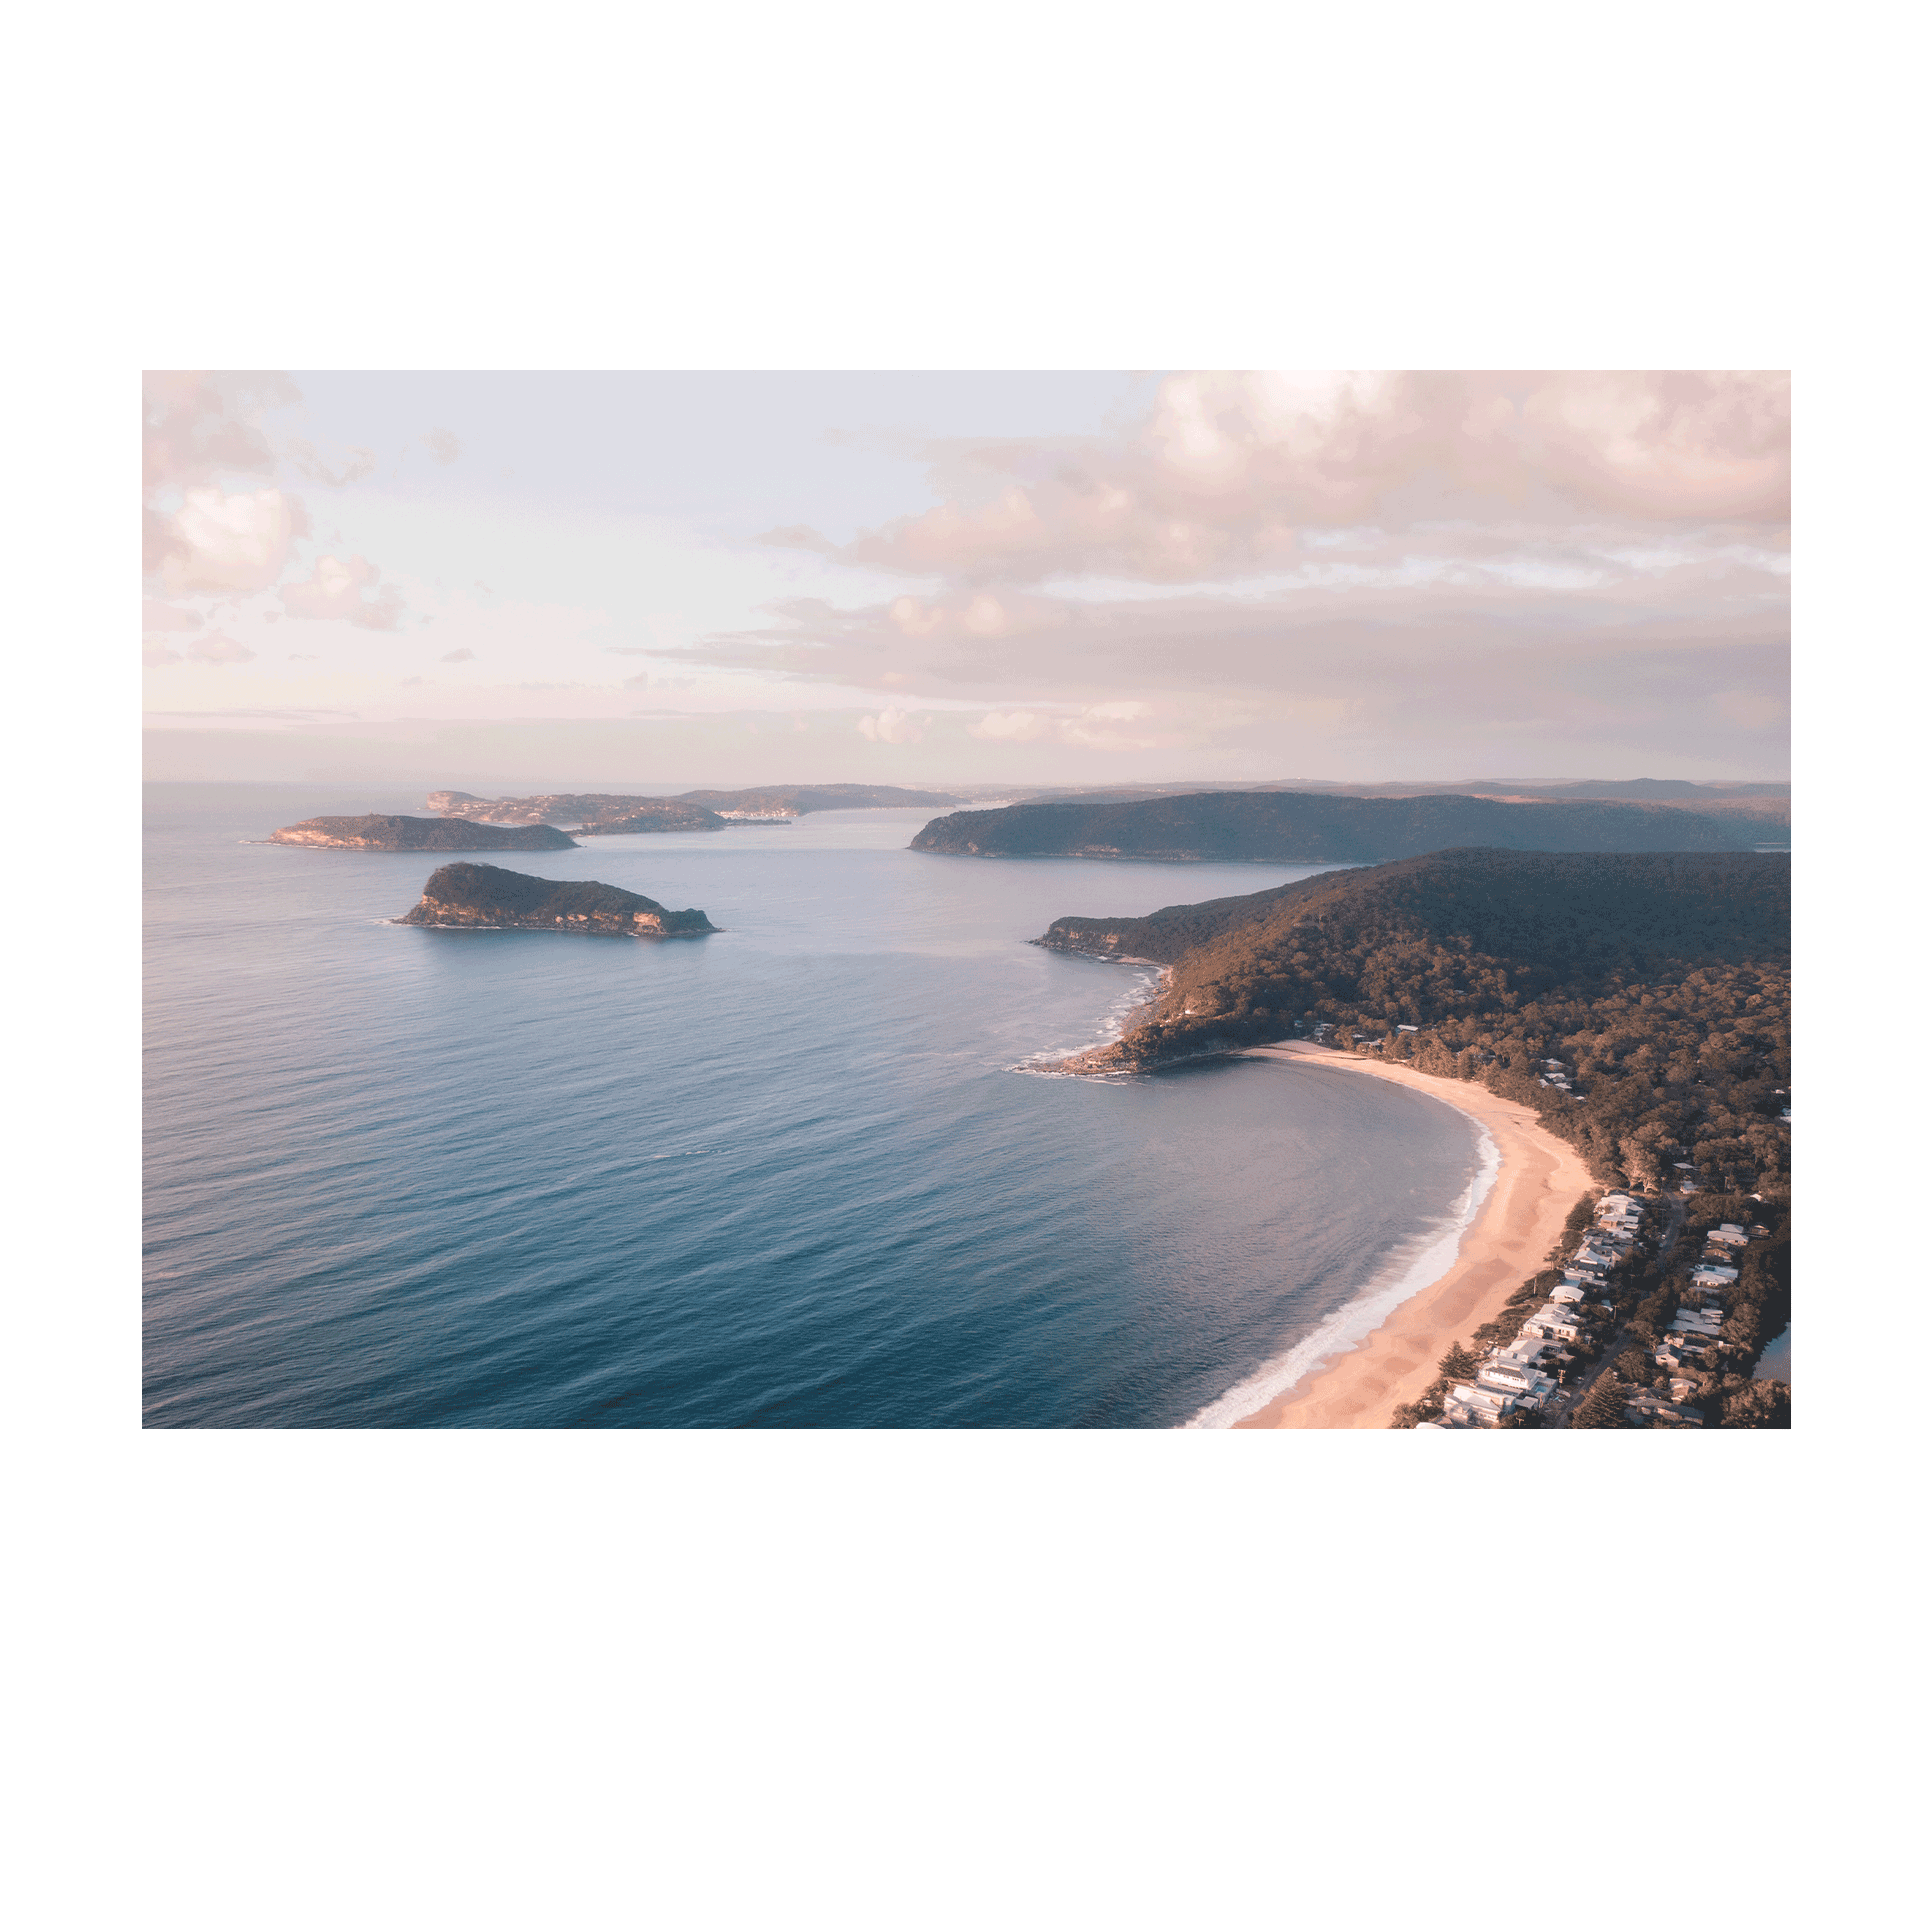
1232 1043 1594 1430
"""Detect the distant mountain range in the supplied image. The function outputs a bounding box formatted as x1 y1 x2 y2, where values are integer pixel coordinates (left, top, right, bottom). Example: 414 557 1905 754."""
912 789 1787 863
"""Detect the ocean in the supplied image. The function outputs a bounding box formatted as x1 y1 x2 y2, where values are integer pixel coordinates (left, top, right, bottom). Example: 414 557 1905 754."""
143 784 1489 1428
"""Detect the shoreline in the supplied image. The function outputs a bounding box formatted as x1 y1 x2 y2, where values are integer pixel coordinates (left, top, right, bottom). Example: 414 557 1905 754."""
1226 1043 1594 1430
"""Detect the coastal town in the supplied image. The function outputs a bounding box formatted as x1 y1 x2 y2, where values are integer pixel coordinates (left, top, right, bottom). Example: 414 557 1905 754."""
1408 1181 1784 1430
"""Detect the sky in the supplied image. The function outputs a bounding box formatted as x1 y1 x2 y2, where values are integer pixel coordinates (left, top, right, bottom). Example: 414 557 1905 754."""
143 370 1789 789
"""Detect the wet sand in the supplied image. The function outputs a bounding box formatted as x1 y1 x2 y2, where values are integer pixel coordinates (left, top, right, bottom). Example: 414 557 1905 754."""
1233 1044 1594 1430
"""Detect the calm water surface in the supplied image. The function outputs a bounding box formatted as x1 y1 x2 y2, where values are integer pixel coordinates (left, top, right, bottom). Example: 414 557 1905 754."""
144 784 1484 1427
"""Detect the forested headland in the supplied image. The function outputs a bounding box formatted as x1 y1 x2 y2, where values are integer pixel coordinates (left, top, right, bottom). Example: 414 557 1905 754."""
1038 849 1790 1201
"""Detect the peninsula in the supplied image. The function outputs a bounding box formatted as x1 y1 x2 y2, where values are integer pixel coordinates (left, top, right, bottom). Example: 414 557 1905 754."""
270 814 577 852
1036 848 1790 1430
913 788 1783 863
398 863 718 936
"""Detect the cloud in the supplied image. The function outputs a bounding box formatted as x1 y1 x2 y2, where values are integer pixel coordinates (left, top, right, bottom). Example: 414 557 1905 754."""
279 553 407 630
143 601 202 633
622 673 648 690
857 706 926 745
422 428 461 464
285 439 378 487
143 370 300 579
185 633 257 666
143 643 183 669
969 700 1167 751
765 372 1789 589
158 486 306 594
441 647 475 662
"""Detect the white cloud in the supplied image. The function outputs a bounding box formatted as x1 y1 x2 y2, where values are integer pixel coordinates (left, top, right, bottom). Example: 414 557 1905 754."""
159 487 303 594
857 706 926 744
280 553 406 631
185 633 256 666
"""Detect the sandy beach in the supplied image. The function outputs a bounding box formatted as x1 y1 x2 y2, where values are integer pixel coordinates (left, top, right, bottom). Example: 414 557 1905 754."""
1232 1043 1595 1430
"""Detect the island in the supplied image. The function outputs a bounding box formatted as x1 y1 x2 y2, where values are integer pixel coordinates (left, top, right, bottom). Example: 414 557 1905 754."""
1033 847 1790 1431
570 801 728 835
269 814 578 852
428 783 962 826
397 863 719 936
911 789 1782 863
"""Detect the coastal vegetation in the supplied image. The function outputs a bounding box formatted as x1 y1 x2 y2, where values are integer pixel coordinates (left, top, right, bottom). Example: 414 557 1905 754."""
1039 850 1789 1201
398 863 718 936
912 789 1784 863
269 814 577 852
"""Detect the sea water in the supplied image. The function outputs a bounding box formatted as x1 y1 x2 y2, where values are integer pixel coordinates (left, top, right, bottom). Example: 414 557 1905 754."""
143 784 1488 1427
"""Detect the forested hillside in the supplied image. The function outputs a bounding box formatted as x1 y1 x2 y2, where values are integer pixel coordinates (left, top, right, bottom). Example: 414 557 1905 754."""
913 790 1780 862
1039 849 1791 1197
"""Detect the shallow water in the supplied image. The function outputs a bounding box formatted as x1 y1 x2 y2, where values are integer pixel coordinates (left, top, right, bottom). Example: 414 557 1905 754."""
144 784 1486 1427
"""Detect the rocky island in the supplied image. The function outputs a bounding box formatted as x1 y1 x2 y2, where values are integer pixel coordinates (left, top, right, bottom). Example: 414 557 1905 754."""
270 814 578 852
398 862 719 936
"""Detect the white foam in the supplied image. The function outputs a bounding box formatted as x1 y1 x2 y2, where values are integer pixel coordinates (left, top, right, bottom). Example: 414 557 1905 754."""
1012 960 1166 1072
1183 1105 1503 1429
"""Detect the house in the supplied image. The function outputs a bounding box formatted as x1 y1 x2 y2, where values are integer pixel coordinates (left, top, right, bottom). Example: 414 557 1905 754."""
1690 1263 1740 1289
1549 1284 1586 1304
1707 1225 1751 1249
1480 1360 1555 1398
1671 1311 1725 1337
1446 1382 1517 1425
1495 1337 1550 1367
1525 1306 1584 1342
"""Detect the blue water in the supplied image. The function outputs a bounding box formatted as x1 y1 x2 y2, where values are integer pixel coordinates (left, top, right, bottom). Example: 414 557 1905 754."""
143 784 1487 1427
1754 1326 1790 1383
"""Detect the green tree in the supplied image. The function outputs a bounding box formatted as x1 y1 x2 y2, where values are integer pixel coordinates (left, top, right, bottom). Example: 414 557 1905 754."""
1616 1348 1653 1387
1572 1372 1629 1428
1438 1341 1477 1382
1720 1379 1791 1428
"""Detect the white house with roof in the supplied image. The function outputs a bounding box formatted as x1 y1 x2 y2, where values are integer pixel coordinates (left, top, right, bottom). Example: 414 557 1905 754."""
1479 1360 1555 1399
1495 1336 1550 1367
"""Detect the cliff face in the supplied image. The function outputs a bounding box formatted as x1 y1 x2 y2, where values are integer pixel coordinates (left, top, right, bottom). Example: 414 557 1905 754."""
397 862 718 936
913 791 1774 863
270 814 577 852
